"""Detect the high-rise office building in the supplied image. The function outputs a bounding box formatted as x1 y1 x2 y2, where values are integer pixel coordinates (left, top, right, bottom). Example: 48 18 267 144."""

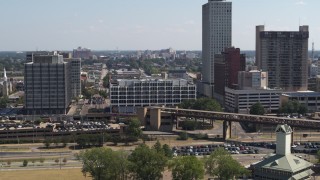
24 52 80 115
201 0 232 97
213 47 245 103
64 58 81 98
256 25 309 91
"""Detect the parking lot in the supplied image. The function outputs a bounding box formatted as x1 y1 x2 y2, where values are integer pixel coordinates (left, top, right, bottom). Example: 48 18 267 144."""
172 143 263 157
172 141 320 157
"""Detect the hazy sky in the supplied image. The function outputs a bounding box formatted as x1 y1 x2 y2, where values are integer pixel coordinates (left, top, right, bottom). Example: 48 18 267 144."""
0 0 318 51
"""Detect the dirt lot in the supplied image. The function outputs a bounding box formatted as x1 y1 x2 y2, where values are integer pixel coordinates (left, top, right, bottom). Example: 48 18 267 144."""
0 168 87 180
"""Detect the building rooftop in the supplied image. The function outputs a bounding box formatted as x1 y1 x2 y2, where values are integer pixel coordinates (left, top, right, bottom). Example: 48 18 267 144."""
254 154 313 174
282 91 320 97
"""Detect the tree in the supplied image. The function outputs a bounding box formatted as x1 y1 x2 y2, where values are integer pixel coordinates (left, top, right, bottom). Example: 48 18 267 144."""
126 118 142 138
181 120 198 130
61 136 69 147
22 160 28 167
177 131 188 140
162 144 173 158
63 157 67 164
317 150 320 163
249 102 265 115
76 134 89 148
55 159 60 165
128 144 167 180
169 156 204 180
39 158 45 164
7 160 11 166
205 148 249 180
43 138 51 149
0 96 9 108
279 100 308 115
179 98 222 112
78 148 129 180
152 140 163 154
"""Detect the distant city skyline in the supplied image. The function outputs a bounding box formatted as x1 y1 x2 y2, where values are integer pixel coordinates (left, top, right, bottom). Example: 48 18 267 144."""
0 0 318 51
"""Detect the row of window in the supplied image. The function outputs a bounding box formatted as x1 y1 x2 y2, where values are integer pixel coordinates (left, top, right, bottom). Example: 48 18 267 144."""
111 99 183 104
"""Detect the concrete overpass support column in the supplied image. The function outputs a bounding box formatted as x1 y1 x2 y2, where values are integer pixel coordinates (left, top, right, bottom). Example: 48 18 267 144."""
223 120 232 140
137 107 147 127
150 108 161 131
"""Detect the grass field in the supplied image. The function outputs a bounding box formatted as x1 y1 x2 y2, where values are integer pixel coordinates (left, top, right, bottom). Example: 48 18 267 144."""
0 168 88 180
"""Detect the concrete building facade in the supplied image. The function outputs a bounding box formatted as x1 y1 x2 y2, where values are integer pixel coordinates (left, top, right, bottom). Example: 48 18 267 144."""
281 91 320 113
64 58 81 98
238 70 268 90
24 53 81 115
110 79 196 113
256 25 309 91
201 0 232 97
224 87 282 114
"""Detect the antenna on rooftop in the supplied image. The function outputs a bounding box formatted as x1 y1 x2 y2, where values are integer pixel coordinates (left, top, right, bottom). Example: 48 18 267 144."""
312 42 314 61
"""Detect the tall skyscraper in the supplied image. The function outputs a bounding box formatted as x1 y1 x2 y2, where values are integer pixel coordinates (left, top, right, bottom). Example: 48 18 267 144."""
256 25 309 91
201 0 232 97
24 52 81 115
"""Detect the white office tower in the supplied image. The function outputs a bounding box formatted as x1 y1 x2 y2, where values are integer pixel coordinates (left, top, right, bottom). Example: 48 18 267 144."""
201 0 232 97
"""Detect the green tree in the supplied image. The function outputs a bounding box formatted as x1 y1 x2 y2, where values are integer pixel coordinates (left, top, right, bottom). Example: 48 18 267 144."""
78 148 129 180
162 144 173 158
76 134 89 148
126 118 142 138
177 131 188 140
179 98 222 111
181 120 198 130
279 100 308 115
22 160 28 167
0 96 9 108
205 148 249 180
169 156 204 180
249 102 265 115
61 136 69 147
317 150 320 163
102 73 110 88
152 140 164 154
43 138 51 149
128 144 167 180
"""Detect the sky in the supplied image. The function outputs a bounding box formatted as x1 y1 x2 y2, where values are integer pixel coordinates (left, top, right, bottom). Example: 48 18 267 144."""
0 0 319 51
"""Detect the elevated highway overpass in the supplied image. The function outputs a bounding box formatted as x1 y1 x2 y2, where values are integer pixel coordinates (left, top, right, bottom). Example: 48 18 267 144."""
137 107 320 140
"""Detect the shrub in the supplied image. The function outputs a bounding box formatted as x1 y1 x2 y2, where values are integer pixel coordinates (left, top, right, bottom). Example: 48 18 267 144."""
63 157 67 164
39 158 45 164
22 160 28 167
194 133 209 140
177 132 188 140
55 159 60 164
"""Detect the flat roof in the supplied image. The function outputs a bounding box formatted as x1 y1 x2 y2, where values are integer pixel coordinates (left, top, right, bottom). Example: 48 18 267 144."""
282 91 320 97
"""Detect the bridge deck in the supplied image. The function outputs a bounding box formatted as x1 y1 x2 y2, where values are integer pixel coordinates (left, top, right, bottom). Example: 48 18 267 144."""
151 107 320 129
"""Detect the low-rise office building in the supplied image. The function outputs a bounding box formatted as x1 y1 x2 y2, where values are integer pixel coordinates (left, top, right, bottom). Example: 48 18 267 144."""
110 79 196 113
225 87 282 114
281 91 320 113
